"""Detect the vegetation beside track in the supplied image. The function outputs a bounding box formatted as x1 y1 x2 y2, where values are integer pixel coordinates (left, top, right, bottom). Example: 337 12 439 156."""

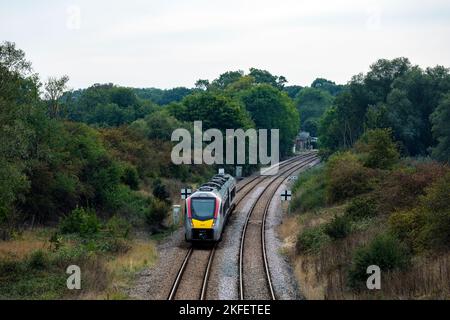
285 129 450 299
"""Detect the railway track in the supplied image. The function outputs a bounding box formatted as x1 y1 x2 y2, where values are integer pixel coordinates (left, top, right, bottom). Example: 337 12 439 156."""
239 154 320 300
167 152 318 300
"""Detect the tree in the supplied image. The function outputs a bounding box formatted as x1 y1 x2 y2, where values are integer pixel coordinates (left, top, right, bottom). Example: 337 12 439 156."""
354 128 400 169
195 79 210 90
248 68 286 89
44 75 69 118
172 91 253 131
283 85 303 99
240 84 299 156
296 87 333 136
211 70 244 89
311 78 344 96
431 93 450 163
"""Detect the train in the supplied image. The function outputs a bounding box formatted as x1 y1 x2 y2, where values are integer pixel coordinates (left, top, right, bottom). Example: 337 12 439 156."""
184 173 237 242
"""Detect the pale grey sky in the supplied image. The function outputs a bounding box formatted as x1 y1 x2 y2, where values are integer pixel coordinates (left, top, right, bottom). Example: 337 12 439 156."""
1 0 450 89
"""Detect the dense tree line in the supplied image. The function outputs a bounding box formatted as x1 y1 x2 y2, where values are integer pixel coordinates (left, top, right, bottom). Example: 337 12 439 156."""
0 42 210 238
318 58 450 162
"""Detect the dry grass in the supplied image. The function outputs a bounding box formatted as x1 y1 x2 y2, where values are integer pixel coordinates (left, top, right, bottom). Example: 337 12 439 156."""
80 239 157 300
0 228 50 260
284 202 450 300
0 228 158 300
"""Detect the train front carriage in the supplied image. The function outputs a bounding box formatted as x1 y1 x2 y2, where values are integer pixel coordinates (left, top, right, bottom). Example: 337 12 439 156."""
185 174 236 242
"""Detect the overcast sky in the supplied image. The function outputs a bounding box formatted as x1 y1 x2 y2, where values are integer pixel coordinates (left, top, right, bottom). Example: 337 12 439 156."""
1 0 450 89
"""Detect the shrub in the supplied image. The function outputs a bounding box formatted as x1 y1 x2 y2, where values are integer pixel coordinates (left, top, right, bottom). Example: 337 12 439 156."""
345 195 377 220
355 128 399 169
145 198 169 227
348 233 410 289
291 165 326 212
152 178 171 203
59 207 100 237
27 250 50 270
325 152 374 203
105 185 151 224
296 226 330 254
121 165 139 190
390 171 450 252
105 216 131 239
374 162 448 215
324 215 351 239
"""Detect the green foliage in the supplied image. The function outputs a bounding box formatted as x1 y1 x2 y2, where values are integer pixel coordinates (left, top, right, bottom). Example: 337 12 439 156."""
152 178 170 203
105 185 151 222
64 84 155 126
291 165 326 212
172 91 253 131
348 233 410 289
120 164 139 190
59 207 100 237
27 249 50 270
431 93 450 163
296 226 330 254
240 84 299 156
345 195 377 220
325 152 374 203
355 128 399 169
133 87 194 105
311 78 344 96
389 171 450 252
283 85 303 99
141 110 184 141
248 68 287 89
374 162 447 215
296 87 333 136
145 199 169 227
105 216 132 239
324 215 351 239
318 57 450 157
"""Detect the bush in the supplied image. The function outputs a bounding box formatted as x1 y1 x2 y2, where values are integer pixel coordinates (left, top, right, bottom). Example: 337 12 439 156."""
374 162 447 215
105 215 131 238
121 165 139 190
145 198 169 227
390 171 450 252
325 152 374 203
27 250 50 270
105 185 151 223
324 215 351 239
152 178 171 203
355 128 399 169
345 195 377 220
296 226 330 254
291 165 326 212
348 233 410 289
59 207 100 237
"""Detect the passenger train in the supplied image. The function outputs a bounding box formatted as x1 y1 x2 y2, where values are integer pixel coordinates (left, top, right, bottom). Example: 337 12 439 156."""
184 173 237 242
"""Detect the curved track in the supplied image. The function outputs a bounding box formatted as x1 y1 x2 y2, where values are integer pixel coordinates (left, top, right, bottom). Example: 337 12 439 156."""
167 152 319 300
238 154 319 300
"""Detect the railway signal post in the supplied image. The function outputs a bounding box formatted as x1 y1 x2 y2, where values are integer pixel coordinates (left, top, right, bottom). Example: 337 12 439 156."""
281 190 292 215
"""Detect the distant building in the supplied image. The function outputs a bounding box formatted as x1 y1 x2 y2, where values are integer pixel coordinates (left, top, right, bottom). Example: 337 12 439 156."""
294 131 318 151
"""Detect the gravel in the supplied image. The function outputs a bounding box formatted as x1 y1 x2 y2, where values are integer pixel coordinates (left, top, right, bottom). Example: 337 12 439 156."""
128 228 190 300
128 157 319 300
206 184 267 300
265 160 320 300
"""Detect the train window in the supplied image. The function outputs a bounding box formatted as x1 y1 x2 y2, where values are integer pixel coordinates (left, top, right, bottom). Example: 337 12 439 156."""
191 198 216 221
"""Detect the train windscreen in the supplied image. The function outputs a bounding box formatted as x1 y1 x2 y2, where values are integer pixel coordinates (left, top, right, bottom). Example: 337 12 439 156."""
191 198 216 220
